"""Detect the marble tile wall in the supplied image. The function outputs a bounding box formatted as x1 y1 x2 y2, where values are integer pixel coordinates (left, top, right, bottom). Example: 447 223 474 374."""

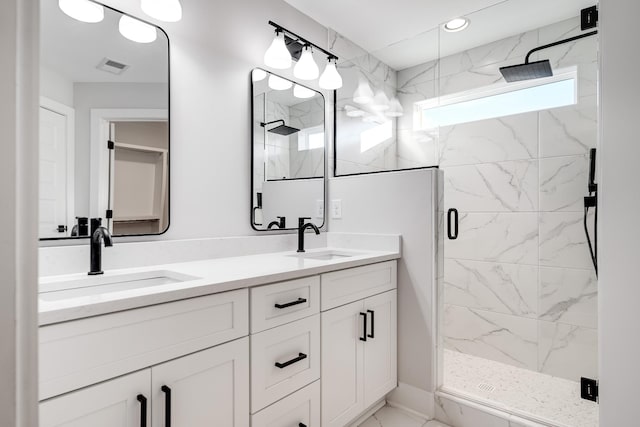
436 17 598 382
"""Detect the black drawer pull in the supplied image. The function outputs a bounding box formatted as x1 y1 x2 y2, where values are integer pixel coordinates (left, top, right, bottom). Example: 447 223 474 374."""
275 297 307 309
275 352 307 369
161 385 172 427
299 424 307 427
447 208 459 240
367 309 375 339
360 312 367 342
136 394 147 427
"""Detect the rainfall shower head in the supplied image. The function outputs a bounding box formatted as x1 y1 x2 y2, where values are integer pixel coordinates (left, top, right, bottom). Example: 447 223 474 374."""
499 30 597 83
499 60 553 83
260 119 300 136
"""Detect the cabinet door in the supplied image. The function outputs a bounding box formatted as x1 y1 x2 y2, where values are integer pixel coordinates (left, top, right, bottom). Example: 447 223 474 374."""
151 337 249 427
321 300 365 427
40 369 151 427
363 290 397 408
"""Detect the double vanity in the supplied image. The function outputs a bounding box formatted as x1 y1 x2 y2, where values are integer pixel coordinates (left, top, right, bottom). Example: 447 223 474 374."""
38 242 400 427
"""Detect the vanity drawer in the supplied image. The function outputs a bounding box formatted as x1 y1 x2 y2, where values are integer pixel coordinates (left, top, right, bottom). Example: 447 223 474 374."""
251 276 320 333
39 288 248 400
251 314 320 412
251 380 320 427
321 261 397 311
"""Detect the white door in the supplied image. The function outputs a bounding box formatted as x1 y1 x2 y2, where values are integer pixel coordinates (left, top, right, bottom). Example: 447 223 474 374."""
151 337 250 427
321 300 365 427
39 106 70 238
40 369 151 427
363 290 398 408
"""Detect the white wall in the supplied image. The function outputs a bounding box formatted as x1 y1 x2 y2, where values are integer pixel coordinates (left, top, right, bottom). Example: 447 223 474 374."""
92 0 331 241
40 67 73 106
599 0 640 424
329 168 441 415
0 0 39 425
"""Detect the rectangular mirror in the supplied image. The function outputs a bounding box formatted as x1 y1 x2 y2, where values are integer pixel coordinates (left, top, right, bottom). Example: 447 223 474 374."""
251 68 326 231
39 0 169 240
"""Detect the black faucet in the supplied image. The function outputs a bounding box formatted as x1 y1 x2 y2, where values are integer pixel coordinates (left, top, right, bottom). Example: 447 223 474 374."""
88 218 113 275
267 216 286 229
297 217 320 253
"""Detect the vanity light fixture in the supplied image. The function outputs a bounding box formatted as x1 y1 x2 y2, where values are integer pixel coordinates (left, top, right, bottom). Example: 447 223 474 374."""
371 90 390 111
319 57 343 90
119 15 157 43
268 74 293 91
294 45 320 80
264 21 342 89
353 79 374 104
58 0 104 23
264 29 292 69
141 0 183 22
294 84 316 99
443 17 469 32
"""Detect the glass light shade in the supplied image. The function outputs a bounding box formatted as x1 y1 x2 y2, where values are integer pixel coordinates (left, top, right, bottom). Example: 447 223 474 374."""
268 75 293 91
385 97 404 117
252 69 267 82
119 15 157 43
294 46 319 80
294 84 316 99
345 105 365 117
141 0 183 22
353 79 374 104
371 90 390 111
58 0 104 23
264 32 292 69
319 59 343 90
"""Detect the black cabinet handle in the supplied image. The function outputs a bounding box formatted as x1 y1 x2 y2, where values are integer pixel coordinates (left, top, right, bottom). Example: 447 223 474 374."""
136 394 147 427
275 352 307 369
299 424 307 427
447 208 459 240
367 309 375 339
359 312 367 342
274 297 307 309
161 385 172 427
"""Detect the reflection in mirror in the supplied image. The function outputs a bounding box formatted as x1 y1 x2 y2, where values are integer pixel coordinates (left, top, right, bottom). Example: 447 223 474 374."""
39 0 169 239
251 69 325 231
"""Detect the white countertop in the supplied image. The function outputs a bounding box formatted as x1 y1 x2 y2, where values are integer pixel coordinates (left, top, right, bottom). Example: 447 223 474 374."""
38 246 400 326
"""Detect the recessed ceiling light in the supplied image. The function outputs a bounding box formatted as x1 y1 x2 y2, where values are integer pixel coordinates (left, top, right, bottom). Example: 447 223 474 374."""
443 17 469 33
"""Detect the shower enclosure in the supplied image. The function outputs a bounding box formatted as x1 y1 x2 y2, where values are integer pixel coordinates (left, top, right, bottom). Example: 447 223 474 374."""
332 0 599 425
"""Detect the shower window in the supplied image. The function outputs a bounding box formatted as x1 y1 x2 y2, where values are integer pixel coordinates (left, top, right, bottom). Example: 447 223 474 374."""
416 66 577 130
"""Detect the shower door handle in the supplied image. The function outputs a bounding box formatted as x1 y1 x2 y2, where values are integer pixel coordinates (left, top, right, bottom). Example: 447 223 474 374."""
447 208 459 240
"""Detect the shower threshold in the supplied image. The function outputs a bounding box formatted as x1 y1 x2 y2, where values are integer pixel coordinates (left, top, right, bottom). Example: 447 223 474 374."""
442 350 598 427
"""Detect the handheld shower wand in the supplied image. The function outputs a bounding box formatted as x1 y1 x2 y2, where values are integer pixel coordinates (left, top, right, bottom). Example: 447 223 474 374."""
584 148 598 276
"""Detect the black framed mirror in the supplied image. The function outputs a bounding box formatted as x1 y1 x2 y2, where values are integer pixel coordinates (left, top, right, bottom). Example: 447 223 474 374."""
250 68 326 231
39 0 170 240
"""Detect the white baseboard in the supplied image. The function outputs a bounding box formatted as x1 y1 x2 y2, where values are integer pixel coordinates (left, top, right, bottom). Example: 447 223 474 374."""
386 382 435 419
348 399 386 427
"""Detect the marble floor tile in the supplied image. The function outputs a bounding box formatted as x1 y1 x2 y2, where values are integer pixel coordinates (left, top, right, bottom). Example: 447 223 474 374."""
539 267 597 328
444 160 538 212
444 349 598 427
444 259 537 318
443 304 538 370
357 405 431 427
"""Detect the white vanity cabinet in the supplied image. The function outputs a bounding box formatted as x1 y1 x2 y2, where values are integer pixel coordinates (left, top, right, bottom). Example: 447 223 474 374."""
39 337 250 427
320 261 397 427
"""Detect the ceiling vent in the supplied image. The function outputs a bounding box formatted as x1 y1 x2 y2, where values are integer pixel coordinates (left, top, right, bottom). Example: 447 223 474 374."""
96 57 130 75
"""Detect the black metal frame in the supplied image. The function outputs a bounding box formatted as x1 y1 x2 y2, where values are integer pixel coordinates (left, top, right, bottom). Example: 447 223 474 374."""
249 68 328 232
40 1 171 241
268 21 339 61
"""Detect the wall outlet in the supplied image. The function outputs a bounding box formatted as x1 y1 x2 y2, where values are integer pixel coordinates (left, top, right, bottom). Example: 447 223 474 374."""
316 200 324 218
331 199 342 219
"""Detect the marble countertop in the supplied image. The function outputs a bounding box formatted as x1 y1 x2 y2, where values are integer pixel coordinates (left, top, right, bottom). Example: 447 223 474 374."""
38 246 400 326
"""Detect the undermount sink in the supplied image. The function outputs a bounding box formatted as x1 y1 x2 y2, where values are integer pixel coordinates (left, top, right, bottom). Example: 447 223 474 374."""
39 270 199 301
288 250 359 261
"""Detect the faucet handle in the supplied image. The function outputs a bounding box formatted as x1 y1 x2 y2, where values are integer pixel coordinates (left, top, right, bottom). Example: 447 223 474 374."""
298 217 311 227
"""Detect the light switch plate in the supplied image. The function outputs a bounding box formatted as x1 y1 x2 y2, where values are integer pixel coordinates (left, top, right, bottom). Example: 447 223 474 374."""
316 200 324 218
331 199 342 219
